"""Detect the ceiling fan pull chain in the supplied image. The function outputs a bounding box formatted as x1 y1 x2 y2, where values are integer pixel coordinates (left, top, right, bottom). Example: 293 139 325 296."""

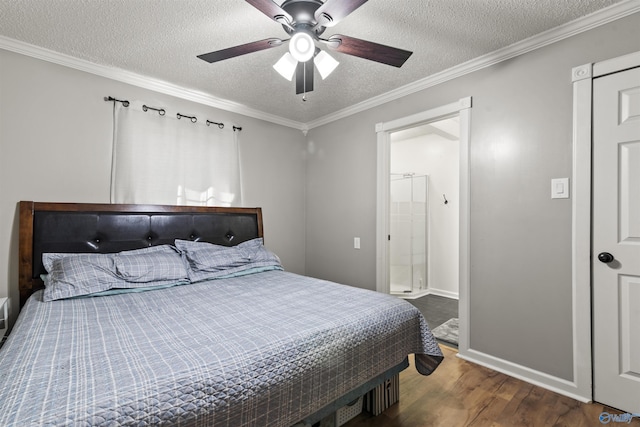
303 64 307 101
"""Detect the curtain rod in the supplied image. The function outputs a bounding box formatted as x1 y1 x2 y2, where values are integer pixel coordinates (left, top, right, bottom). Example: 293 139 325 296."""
177 112 197 123
143 104 165 116
104 96 129 107
104 95 242 131
207 120 224 129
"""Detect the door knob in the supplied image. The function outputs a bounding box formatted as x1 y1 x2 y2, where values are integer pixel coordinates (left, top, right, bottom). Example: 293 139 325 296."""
597 252 614 263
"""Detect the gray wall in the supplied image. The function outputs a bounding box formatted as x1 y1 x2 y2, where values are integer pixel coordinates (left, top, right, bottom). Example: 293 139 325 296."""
305 13 640 381
0 49 306 327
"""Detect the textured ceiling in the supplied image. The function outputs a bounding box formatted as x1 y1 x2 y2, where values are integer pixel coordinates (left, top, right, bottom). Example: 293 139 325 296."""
0 0 628 125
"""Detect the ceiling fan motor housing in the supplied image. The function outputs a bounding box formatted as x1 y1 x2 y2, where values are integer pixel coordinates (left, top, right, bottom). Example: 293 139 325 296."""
281 0 327 35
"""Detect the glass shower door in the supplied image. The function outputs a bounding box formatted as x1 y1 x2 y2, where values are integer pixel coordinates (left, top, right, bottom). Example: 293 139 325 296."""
390 175 412 293
411 175 427 292
389 174 427 295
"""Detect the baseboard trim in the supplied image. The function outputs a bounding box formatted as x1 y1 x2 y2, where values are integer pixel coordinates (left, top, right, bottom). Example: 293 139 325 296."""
390 289 431 300
391 288 459 300
426 288 459 300
457 349 591 403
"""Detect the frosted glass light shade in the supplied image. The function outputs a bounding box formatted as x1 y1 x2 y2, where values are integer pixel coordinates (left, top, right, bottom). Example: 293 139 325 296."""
289 32 315 62
314 50 339 79
273 52 297 81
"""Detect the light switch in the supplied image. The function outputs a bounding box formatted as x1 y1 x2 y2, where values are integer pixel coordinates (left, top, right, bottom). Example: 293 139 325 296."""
354 237 361 249
551 178 569 199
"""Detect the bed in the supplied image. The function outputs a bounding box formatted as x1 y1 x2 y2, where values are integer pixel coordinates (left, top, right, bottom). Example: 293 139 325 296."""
0 201 443 426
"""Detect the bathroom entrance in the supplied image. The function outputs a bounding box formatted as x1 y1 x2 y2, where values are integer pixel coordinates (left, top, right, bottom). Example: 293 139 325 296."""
388 118 460 299
376 96 471 350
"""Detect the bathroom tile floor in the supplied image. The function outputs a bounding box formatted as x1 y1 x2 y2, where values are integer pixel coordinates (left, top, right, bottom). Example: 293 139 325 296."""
407 294 459 348
406 294 458 331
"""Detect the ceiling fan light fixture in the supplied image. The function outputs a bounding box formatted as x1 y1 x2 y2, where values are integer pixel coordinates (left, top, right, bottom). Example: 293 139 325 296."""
289 31 315 62
273 52 298 81
314 50 339 79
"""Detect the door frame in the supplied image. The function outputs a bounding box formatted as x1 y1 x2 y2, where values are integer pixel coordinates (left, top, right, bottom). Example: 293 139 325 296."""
375 96 472 353
572 51 640 401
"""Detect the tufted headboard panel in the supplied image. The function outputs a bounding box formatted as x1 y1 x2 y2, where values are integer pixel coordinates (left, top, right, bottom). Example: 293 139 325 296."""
18 201 263 307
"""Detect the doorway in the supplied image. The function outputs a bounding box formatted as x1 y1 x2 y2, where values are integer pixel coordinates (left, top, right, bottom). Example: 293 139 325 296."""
389 118 460 300
376 97 471 352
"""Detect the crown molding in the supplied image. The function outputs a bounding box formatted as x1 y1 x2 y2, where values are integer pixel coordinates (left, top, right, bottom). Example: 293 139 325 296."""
0 35 307 131
305 0 640 129
1 0 637 132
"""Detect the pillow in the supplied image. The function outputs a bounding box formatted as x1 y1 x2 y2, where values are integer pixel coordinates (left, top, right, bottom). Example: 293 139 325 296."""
42 245 189 301
115 245 187 283
43 252 120 301
41 274 187 300
175 238 282 282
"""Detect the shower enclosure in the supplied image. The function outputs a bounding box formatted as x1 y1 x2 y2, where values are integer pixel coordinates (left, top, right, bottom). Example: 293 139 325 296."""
389 173 428 297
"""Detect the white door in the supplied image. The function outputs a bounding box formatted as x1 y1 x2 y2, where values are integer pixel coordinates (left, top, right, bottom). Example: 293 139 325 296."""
592 65 640 414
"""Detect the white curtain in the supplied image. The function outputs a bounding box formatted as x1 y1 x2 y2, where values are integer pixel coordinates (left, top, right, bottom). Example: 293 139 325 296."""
110 102 241 206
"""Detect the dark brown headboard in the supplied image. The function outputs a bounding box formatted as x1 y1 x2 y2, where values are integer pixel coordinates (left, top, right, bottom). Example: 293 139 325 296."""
18 201 263 307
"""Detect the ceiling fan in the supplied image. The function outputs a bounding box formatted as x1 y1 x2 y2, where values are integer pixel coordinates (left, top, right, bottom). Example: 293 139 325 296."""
197 0 413 96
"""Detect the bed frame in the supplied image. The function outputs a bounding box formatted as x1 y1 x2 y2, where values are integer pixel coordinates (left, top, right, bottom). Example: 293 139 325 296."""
18 201 263 307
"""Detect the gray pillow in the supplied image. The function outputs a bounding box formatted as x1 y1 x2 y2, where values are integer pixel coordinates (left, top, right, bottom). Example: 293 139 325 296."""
42 245 189 301
115 245 188 283
43 252 120 301
175 238 282 282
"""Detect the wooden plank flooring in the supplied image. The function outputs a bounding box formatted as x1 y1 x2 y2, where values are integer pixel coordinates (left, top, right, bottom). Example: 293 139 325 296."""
345 345 640 427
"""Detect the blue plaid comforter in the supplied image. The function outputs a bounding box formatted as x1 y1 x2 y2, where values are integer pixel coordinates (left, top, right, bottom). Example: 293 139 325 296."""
0 271 443 426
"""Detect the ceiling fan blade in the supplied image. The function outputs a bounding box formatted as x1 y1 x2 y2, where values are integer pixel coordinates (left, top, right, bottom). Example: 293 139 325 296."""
295 60 314 95
245 0 293 25
325 34 412 67
315 0 368 27
197 38 285 63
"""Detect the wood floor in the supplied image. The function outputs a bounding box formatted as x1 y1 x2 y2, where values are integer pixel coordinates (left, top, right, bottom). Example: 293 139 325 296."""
345 345 639 427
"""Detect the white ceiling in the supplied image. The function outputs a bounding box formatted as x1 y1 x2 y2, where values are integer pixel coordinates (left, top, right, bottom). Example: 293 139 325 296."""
0 0 631 127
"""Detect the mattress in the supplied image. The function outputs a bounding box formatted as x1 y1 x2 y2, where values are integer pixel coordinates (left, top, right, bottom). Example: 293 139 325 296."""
0 270 442 426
